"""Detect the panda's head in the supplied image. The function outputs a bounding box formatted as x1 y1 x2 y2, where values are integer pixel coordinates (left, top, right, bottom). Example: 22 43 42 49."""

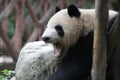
42 5 82 59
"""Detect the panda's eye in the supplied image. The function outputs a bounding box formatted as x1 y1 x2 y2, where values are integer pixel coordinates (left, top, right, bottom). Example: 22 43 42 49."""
55 25 64 37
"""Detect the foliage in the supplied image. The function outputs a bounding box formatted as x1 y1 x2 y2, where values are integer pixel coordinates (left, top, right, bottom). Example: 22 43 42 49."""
86 1 94 9
0 69 15 80
67 0 73 5
7 14 15 39
51 0 58 3
112 1 120 11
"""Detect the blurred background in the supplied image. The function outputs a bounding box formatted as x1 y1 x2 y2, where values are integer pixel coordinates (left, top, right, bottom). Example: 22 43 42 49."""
0 0 119 78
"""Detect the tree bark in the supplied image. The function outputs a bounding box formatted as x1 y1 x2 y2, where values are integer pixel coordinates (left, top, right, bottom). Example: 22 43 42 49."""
0 0 20 62
91 0 108 80
25 0 44 42
24 0 45 39
14 0 25 53
0 0 8 47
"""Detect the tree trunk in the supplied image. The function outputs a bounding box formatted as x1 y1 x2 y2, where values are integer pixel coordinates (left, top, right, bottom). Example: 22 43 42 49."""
91 0 108 80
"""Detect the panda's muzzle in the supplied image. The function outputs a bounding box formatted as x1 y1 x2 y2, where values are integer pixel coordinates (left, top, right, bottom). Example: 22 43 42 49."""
42 37 50 43
42 37 64 58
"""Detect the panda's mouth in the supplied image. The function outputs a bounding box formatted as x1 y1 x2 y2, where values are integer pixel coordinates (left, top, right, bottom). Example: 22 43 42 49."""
54 42 64 58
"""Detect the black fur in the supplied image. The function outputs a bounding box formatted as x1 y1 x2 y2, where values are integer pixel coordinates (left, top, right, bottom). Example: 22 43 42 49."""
55 25 64 37
42 37 50 42
55 7 60 13
68 5 81 17
48 31 93 80
108 15 118 32
48 6 118 80
106 14 118 80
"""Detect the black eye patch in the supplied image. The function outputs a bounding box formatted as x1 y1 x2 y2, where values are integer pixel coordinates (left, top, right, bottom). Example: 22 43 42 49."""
55 25 64 37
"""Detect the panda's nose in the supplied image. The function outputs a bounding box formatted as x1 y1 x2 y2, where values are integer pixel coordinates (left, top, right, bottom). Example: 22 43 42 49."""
42 37 50 43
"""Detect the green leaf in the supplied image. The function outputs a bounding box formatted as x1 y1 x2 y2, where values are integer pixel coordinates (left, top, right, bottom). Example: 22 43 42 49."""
0 76 3 79
1 69 8 75
67 0 73 5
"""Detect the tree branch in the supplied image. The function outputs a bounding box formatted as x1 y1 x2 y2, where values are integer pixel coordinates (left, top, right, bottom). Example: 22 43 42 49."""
14 0 25 53
24 0 46 39
0 0 18 22
25 0 44 42
26 1 56 42
0 0 20 62
0 24 18 62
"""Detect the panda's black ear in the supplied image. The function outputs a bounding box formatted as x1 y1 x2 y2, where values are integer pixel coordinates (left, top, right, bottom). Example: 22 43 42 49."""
55 6 60 13
68 5 81 17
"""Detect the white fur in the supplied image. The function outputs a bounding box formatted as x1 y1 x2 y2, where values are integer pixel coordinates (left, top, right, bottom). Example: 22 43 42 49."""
42 8 118 48
42 9 82 48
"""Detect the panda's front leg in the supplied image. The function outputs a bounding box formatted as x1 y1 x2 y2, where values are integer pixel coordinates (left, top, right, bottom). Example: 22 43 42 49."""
48 62 90 80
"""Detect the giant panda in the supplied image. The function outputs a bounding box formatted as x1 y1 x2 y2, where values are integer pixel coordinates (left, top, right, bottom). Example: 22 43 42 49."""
42 5 118 80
